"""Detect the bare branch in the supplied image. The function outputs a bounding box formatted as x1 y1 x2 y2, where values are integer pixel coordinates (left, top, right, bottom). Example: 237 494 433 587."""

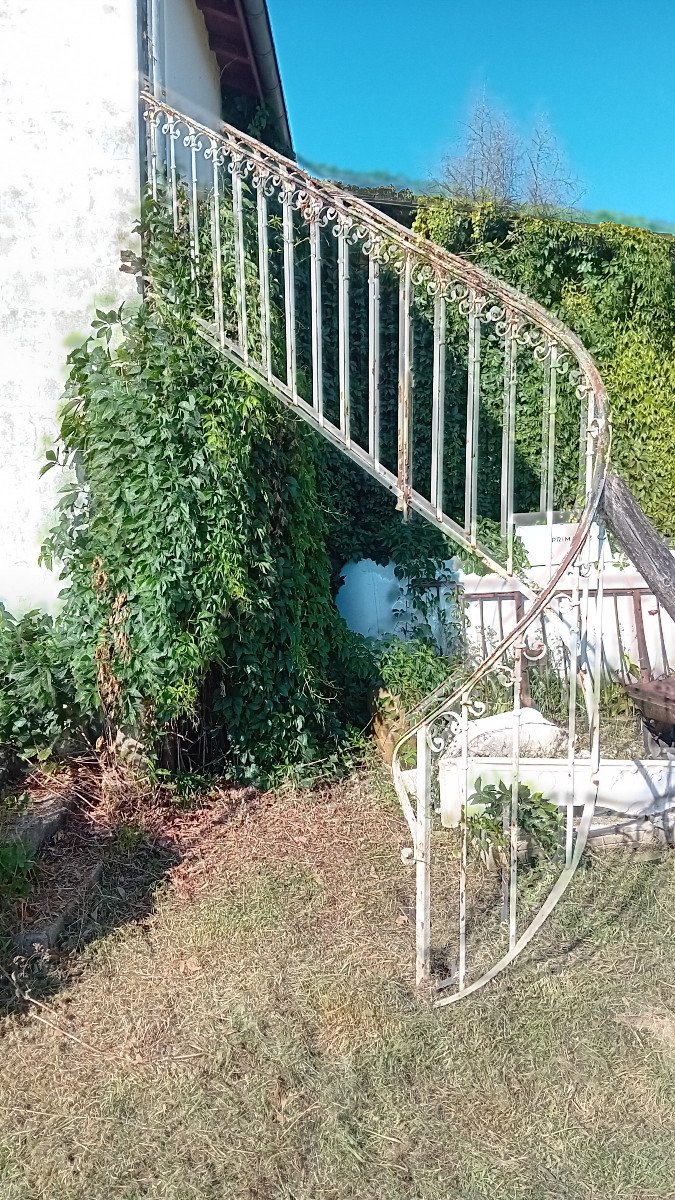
524 119 582 215
440 97 582 215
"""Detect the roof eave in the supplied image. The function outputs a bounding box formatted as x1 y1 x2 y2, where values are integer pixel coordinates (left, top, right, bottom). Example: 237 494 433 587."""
236 0 292 153
195 0 293 154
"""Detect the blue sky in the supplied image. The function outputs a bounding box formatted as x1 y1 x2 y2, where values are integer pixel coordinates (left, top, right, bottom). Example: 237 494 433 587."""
268 0 675 221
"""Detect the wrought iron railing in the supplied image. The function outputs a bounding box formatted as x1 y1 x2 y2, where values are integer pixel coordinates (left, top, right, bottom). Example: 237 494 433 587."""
141 94 611 1004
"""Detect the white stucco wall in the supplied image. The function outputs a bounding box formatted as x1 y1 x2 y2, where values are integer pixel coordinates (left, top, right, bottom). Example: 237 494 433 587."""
0 0 225 617
0 0 142 615
162 0 222 127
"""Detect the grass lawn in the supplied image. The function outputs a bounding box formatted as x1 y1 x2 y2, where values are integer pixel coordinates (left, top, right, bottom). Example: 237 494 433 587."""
2 765 675 1199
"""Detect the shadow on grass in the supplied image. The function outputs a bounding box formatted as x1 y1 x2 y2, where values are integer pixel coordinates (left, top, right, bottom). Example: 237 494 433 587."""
519 850 670 976
0 756 266 1021
0 844 181 1021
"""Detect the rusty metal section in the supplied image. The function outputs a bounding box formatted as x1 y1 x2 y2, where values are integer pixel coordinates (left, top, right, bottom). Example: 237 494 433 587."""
624 677 675 727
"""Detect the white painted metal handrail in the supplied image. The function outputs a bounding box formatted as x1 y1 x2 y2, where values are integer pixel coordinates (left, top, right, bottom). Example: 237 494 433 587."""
140 94 611 1005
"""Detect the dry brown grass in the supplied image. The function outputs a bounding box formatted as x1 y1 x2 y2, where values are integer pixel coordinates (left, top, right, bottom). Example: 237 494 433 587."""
2 764 675 1199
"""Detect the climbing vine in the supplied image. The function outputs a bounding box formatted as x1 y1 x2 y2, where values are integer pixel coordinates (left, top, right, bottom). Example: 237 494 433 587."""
415 199 675 536
30 198 375 779
6 164 674 781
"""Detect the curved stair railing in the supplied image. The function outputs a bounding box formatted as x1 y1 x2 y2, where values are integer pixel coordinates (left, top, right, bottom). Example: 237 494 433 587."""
141 94 610 1004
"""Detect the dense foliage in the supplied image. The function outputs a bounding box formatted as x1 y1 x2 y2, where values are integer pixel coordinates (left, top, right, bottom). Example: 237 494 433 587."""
4 176 675 780
0 194 376 780
40 307 374 776
373 636 452 711
0 606 80 765
415 200 675 537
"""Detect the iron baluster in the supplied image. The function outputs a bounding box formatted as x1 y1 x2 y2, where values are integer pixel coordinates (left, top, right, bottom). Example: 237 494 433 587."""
337 227 351 447
310 219 324 425
282 186 297 399
415 724 432 987
208 139 225 348
232 165 248 361
501 323 517 575
256 182 272 380
465 297 481 544
368 254 380 466
397 256 413 518
431 295 446 521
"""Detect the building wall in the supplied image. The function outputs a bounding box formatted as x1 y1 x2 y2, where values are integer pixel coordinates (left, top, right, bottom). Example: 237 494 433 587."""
161 0 223 127
0 0 142 615
0 0 223 616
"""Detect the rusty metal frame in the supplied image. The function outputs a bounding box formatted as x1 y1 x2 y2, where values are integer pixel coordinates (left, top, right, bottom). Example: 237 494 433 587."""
140 93 613 1007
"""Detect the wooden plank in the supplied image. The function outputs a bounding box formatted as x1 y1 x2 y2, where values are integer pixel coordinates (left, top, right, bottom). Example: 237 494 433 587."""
196 0 240 22
601 471 675 627
208 39 250 63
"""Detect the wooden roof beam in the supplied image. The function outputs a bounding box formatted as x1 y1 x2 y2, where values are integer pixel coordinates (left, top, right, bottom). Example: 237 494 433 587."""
209 38 250 64
196 1 240 27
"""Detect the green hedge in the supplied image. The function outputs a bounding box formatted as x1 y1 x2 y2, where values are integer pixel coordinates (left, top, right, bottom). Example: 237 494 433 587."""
415 200 675 537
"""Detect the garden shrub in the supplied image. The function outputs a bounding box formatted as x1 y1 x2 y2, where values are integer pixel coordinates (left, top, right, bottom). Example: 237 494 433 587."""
38 290 376 778
374 635 451 711
0 605 80 768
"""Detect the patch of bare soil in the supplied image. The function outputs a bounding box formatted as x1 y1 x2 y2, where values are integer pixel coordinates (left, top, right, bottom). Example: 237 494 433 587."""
3 758 408 976
11 822 105 945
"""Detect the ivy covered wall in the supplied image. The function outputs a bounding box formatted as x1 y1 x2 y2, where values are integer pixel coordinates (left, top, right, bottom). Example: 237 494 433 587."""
415 201 675 537
0 197 374 782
